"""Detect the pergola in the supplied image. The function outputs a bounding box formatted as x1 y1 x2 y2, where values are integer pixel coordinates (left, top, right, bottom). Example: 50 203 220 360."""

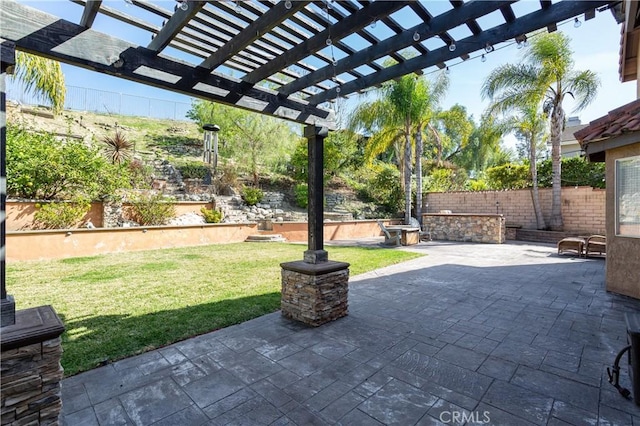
0 0 618 326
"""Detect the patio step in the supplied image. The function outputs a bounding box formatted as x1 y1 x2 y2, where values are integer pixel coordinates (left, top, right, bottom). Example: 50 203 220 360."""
245 234 286 242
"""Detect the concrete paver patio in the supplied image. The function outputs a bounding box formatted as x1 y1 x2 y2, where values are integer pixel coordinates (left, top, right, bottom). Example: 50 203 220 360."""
60 241 640 425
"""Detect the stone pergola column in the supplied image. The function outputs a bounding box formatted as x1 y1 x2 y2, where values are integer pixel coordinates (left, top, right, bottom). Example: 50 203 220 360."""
280 125 349 326
1 40 66 425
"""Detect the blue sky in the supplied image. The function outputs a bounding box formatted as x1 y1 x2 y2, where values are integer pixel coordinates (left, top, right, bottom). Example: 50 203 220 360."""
14 1 637 129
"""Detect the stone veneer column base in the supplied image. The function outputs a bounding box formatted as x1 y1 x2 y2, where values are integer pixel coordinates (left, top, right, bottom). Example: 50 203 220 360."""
280 260 350 327
1 305 65 425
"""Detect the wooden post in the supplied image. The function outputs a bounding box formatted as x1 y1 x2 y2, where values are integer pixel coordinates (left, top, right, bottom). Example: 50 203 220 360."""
1 40 15 326
303 125 328 264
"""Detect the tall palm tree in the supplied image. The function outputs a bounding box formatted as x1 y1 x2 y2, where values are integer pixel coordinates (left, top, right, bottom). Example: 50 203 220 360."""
509 104 549 229
13 52 66 115
349 73 448 224
482 32 599 230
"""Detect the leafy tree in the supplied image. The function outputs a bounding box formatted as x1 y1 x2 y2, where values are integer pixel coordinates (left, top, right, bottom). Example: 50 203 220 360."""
289 130 360 183
186 100 299 185
485 163 530 190
12 52 66 114
508 105 548 229
482 32 600 230
6 124 130 200
538 157 605 189
349 73 449 223
453 114 512 175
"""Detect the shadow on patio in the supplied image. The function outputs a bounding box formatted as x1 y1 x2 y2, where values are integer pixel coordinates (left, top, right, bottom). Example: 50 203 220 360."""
61 242 640 425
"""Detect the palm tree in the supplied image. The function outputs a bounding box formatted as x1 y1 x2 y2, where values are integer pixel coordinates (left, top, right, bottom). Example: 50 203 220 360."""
13 52 66 115
482 32 599 230
509 104 549 229
349 73 448 224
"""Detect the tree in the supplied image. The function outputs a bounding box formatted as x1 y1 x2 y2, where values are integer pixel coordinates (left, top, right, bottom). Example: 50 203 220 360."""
509 105 548 229
12 52 66 115
186 100 299 185
349 73 448 223
482 32 599 230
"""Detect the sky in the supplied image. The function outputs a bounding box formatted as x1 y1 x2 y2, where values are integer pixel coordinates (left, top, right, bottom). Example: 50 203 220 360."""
11 1 638 132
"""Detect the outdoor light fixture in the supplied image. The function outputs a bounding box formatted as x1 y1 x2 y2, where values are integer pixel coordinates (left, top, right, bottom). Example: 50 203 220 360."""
496 201 500 214
326 37 332 46
481 54 486 63
284 0 292 9
335 86 341 94
515 34 528 49
413 31 420 42
370 19 377 29
235 0 242 13
484 43 494 53
445 66 450 75
448 42 456 52
574 17 582 28
175 0 188 11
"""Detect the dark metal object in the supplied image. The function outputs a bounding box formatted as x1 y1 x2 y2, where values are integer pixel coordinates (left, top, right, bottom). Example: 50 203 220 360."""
303 125 328 264
607 345 632 400
627 313 640 405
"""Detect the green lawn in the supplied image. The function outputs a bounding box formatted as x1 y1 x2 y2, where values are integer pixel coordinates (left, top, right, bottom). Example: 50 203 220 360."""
6 243 423 376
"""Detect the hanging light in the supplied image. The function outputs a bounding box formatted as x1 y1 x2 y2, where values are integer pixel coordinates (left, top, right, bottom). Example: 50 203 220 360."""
335 86 341 94
235 0 242 13
284 0 292 9
448 42 456 52
573 17 582 28
180 0 188 10
515 34 527 49
481 54 486 63
413 31 420 42
124 0 133 5
484 43 494 53
326 37 332 46
370 19 377 29
445 66 450 75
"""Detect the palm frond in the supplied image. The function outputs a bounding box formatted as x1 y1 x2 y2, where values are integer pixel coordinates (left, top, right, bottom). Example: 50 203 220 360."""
14 52 66 114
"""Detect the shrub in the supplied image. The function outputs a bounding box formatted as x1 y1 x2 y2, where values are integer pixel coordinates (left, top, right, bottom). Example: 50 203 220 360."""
466 179 490 191
201 207 223 223
294 183 308 208
128 159 153 189
178 162 209 180
129 193 176 226
241 186 263 206
7 124 130 200
486 163 530 190
33 199 90 229
102 130 133 165
537 157 606 189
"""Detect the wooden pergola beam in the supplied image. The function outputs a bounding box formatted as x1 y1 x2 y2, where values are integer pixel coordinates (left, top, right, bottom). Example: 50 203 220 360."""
281 0 514 97
243 0 405 85
199 0 308 71
79 0 102 28
0 2 335 128
147 0 206 52
308 0 610 104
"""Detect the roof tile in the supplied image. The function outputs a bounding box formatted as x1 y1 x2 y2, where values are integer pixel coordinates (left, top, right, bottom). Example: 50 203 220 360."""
574 98 640 147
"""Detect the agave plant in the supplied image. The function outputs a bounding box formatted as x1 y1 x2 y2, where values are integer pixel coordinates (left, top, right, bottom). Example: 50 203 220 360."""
102 129 133 165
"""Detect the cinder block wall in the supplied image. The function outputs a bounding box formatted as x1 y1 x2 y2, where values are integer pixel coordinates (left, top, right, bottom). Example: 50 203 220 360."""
424 186 605 234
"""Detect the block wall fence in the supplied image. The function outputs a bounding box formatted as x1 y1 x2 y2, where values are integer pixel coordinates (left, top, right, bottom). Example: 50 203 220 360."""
424 186 605 235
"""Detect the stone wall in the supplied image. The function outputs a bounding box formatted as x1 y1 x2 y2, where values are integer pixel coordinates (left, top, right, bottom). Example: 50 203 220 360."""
424 186 605 235
281 261 349 326
1 306 65 425
423 213 506 244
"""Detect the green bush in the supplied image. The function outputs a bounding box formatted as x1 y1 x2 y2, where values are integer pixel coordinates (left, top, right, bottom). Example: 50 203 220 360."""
241 186 263 206
178 162 209 180
294 183 308 208
352 163 403 214
537 157 605 188
7 124 130 200
33 199 91 229
201 207 223 223
486 163 530 190
466 179 490 191
128 159 153 189
129 193 176 226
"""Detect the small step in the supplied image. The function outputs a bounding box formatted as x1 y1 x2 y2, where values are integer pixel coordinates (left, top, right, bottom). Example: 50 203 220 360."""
245 234 286 243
